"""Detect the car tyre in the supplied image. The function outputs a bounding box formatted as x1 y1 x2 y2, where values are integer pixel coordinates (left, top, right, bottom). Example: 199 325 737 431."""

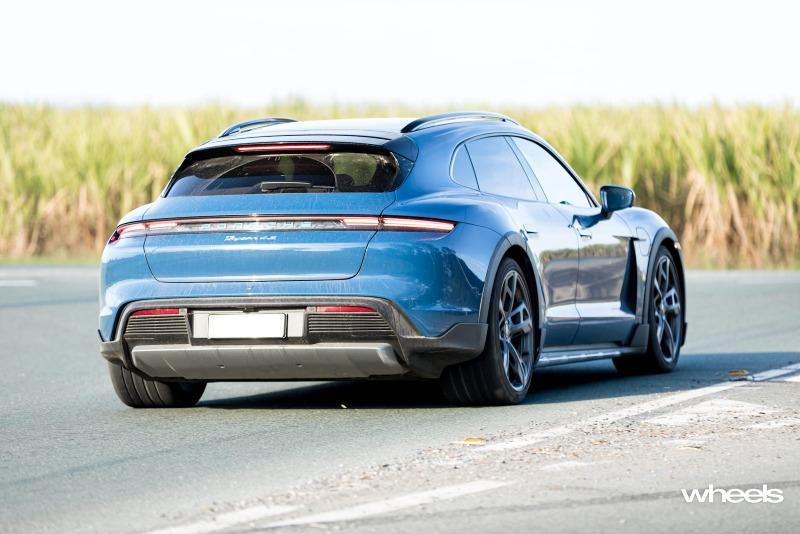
441 258 535 405
108 362 206 408
613 245 683 375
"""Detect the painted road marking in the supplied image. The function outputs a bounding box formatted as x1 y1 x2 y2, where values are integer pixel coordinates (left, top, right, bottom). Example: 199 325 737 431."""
541 460 609 472
482 361 800 451
0 279 37 287
644 399 775 426
144 361 800 533
776 372 800 383
751 364 800 381
264 480 509 528
144 505 298 534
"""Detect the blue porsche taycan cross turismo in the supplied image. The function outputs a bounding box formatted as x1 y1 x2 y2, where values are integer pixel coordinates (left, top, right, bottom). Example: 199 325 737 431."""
99 112 687 407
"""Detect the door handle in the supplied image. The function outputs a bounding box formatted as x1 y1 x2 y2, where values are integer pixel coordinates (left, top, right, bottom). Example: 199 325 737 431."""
571 221 592 238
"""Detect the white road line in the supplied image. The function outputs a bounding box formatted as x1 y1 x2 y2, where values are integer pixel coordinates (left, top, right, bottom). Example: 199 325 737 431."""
143 362 800 534
644 399 775 426
483 361 800 452
0 279 37 287
753 365 800 382
144 505 298 534
541 460 609 472
776 372 800 383
264 480 509 528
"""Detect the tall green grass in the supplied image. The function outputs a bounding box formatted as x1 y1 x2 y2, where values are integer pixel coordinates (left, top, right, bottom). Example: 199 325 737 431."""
1 103 798 267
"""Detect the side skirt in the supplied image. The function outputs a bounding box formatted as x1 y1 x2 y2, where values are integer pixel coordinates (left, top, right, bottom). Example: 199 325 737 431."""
536 345 646 368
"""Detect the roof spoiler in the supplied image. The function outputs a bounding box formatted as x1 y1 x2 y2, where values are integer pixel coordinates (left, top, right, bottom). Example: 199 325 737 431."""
217 117 296 138
401 111 518 133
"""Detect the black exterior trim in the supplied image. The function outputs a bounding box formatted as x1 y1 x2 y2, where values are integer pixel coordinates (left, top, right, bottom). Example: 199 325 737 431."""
478 231 546 351
100 296 487 379
218 118 296 137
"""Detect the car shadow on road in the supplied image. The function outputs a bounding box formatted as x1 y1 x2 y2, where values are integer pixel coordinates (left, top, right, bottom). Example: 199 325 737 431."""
525 350 797 406
197 351 800 410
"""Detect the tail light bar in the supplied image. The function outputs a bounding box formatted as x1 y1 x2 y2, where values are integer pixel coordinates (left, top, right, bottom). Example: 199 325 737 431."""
381 217 456 232
234 143 331 153
130 308 181 317
313 306 376 313
108 216 455 243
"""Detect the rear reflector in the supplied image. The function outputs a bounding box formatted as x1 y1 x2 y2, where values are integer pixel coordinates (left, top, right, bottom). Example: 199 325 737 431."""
109 216 454 243
234 143 331 153
131 308 181 317
314 306 376 314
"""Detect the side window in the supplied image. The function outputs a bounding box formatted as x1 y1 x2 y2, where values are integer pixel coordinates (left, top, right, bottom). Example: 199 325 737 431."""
466 137 536 200
511 138 592 208
450 145 478 190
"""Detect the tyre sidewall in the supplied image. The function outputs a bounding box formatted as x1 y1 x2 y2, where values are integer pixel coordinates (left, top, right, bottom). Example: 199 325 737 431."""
485 259 535 403
647 247 682 372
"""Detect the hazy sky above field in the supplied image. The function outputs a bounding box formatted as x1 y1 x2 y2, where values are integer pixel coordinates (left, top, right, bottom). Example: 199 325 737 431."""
3 0 798 107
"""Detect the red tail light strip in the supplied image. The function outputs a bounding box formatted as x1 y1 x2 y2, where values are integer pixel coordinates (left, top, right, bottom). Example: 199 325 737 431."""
130 308 181 317
381 217 456 232
108 216 455 243
313 306 376 313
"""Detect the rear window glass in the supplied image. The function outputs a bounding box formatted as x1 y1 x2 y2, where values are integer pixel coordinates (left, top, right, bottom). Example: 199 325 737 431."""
168 151 399 196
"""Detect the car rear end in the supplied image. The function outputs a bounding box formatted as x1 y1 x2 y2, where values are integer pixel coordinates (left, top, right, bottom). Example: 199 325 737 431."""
99 134 495 384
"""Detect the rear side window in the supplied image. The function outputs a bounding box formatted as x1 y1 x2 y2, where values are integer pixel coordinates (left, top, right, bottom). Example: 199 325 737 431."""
168 151 398 196
466 137 536 200
450 145 478 189
511 138 592 208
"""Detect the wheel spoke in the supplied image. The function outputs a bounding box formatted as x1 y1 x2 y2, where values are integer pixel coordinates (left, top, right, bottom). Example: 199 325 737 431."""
663 320 676 358
508 303 532 335
507 341 526 384
662 287 681 315
501 284 514 315
653 259 668 299
506 274 518 315
509 273 518 301
500 337 510 374
655 311 664 342
659 259 669 288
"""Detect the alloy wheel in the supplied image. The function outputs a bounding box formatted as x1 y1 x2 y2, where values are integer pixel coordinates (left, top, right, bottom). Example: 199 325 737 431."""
497 270 534 391
652 255 682 360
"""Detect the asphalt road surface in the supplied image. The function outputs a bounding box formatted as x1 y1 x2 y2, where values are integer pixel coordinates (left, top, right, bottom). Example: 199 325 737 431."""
1 268 799 534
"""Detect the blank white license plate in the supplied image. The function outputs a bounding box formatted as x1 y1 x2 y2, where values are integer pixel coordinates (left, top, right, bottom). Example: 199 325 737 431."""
207 313 286 339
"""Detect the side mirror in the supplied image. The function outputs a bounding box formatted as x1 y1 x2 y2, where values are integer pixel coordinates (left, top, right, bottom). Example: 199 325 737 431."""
600 185 635 215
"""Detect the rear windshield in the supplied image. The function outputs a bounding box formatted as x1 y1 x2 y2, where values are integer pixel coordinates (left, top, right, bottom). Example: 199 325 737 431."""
167 151 399 196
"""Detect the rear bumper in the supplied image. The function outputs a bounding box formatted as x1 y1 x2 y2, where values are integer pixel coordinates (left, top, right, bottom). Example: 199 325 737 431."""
130 343 404 380
100 296 487 380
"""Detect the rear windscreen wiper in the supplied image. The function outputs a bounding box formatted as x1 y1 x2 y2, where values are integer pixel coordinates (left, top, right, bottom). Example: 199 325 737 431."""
260 181 335 193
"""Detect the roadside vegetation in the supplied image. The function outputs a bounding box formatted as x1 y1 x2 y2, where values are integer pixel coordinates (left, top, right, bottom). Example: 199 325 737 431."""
1 102 798 268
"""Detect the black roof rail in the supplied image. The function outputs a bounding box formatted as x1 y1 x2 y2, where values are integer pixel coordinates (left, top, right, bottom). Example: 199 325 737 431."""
217 117 297 138
400 111 518 133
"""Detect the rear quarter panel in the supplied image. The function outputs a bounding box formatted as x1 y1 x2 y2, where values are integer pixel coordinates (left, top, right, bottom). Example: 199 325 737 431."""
358 222 502 336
